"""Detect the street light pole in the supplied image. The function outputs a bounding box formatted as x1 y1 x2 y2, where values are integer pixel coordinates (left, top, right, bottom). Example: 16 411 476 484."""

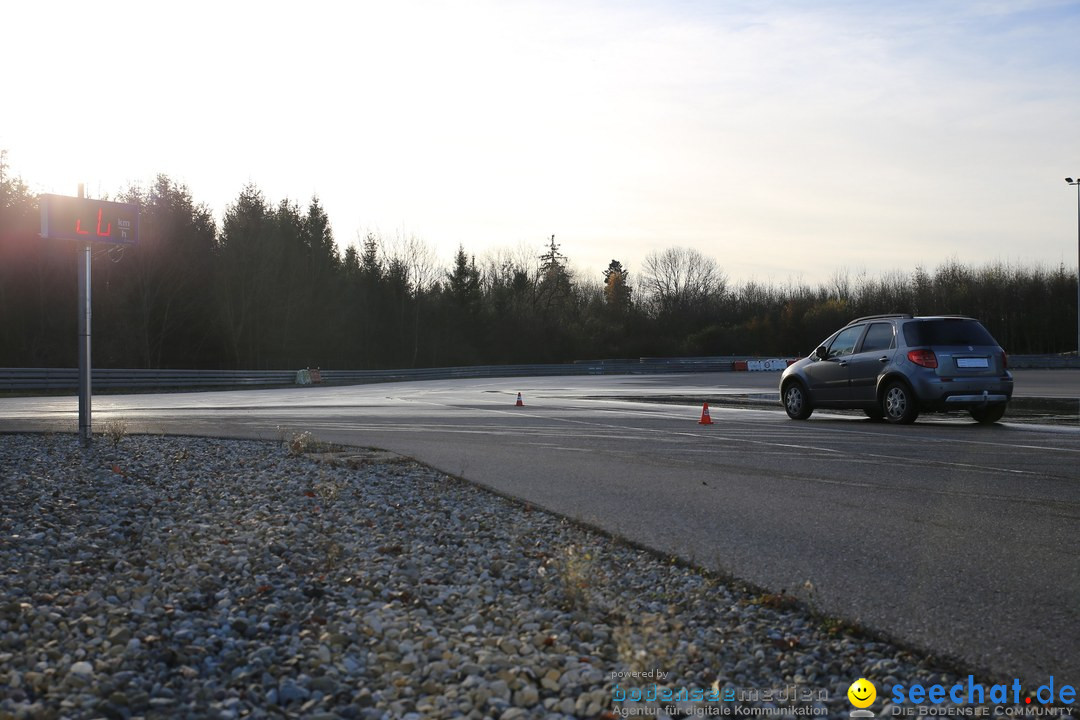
1069 178 1080 357
77 183 92 447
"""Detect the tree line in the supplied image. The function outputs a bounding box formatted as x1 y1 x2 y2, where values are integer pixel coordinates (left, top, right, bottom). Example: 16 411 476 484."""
1 161 1076 370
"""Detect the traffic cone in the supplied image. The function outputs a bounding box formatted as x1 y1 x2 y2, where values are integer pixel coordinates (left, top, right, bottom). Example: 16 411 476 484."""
698 402 713 425
515 392 524 407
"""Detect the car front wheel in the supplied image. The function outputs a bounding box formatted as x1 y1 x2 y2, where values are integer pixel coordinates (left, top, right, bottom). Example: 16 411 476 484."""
882 381 919 424
783 381 813 420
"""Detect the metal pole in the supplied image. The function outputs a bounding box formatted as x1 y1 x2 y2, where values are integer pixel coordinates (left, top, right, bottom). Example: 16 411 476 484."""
77 184 92 446
1067 178 1080 357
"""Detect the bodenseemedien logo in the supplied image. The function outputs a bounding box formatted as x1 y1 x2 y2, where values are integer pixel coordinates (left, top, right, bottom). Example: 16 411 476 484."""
849 678 877 718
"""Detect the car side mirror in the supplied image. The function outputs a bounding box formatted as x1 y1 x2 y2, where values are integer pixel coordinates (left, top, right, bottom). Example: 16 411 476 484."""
815 346 828 361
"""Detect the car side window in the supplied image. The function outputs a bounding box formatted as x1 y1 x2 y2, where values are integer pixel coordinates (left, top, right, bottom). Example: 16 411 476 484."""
827 325 864 359
860 322 895 353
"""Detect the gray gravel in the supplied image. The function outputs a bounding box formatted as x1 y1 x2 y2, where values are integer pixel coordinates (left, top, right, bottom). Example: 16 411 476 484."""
0 432 971 720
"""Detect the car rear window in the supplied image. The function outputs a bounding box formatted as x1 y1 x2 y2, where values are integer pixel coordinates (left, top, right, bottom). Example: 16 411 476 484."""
903 319 997 347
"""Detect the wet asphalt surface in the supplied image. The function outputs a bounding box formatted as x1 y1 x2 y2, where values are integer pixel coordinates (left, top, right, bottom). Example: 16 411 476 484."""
1 369 1077 686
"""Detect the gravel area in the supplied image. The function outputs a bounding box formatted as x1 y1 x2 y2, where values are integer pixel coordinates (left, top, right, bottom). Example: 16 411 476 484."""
0 432 971 720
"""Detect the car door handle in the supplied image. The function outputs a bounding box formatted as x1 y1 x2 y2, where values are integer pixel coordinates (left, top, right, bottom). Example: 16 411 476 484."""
879 356 889 363
838 361 848 367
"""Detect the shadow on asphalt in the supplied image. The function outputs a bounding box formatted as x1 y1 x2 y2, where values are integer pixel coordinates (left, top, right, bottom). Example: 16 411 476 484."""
610 394 1080 427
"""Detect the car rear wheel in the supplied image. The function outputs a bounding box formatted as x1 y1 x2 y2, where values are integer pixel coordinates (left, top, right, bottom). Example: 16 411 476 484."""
882 381 919 424
782 381 813 420
970 405 1006 424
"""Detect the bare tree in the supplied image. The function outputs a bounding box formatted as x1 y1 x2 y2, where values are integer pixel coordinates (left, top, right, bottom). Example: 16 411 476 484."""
640 247 727 319
386 232 439 365
385 232 439 297
830 267 852 303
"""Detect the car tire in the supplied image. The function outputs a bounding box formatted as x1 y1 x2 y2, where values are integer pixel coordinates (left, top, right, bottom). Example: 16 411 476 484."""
881 381 919 424
782 381 813 420
970 405 1006 424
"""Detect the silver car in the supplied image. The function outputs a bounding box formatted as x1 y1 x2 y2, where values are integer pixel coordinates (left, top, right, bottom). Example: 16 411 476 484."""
779 314 1013 424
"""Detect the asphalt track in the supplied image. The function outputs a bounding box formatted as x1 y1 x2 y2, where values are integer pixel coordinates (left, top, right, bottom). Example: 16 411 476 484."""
1 370 1078 687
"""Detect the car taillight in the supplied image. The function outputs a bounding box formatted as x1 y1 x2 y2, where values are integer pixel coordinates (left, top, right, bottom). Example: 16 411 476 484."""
907 349 938 368
1002 351 1008 370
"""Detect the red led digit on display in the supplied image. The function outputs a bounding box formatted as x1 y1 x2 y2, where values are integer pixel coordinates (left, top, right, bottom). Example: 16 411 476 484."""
95 208 111 237
74 208 111 237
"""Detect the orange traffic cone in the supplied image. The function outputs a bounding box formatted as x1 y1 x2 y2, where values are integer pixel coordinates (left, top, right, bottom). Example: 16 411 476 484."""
698 402 713 425
515 392 524 407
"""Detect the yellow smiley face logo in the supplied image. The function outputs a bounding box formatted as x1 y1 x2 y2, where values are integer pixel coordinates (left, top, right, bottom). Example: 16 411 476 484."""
848 678 877 708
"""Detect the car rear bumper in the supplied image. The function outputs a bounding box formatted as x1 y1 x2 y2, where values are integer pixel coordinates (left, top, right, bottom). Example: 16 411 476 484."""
943 392 1010 405
911 374 1013 409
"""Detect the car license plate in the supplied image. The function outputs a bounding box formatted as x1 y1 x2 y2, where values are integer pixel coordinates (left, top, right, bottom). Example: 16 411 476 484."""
956 357 989 369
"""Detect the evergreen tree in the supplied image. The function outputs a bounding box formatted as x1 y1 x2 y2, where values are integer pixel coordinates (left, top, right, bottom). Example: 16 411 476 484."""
536 234 572 313
446 245 482 309
360 232 381 279
602 259 632 313
114 175 217 368
216 184 273 368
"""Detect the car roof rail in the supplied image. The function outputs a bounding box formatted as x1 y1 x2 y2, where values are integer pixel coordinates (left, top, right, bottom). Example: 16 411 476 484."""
913 314 973 320
846 313 913 325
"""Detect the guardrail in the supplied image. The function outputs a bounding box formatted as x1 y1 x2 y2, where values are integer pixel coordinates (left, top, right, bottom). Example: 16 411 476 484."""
1 354 1076 392
1006 354 1080 369
0 358 746 392
0 368 297 391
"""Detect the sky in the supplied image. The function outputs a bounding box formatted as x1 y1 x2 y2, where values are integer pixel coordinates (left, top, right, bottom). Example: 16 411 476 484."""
4 0 1080 286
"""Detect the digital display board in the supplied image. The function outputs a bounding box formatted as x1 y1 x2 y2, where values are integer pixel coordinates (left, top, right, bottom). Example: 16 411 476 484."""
40 194 139 245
